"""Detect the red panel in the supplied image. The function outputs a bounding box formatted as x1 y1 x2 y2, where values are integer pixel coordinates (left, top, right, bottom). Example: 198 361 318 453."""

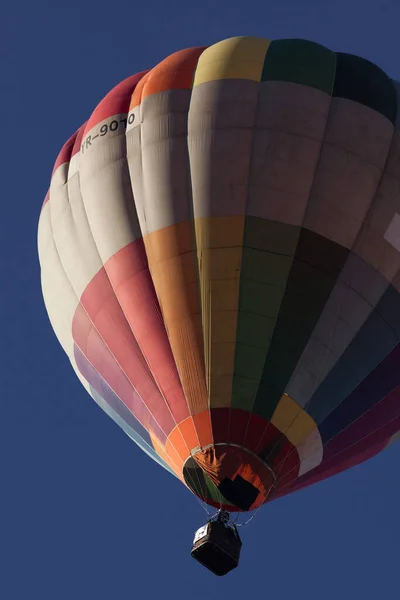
51 130 76 174
274 447 300 492
276 440 388 500
244 413 271 453
73 305 167 443
75 265 176 435
105 240 190 423
278 414 400 499
85 71 148 133
210 407 230 443
256 424 300 491
229 408 250 445
192 410 213 447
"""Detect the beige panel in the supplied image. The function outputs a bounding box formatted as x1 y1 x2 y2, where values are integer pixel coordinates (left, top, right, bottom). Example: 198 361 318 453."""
304 98 394 248
247 82 330 225
354 131 400 287
49 160 103 299
38 205 78 355
79 114 142 264
387 430 400 447
126 90 193 235
38 205 90 394
286 255 389 407
126 91 208 416
188 79 259 218
297 428 323 476
68 152 79 180
187 79 260 409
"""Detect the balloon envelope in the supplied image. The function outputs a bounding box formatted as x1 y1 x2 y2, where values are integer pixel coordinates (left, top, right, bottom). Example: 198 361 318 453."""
38 36 400 512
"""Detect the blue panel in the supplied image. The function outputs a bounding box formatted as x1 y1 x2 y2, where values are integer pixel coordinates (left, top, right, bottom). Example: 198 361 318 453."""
307 285 400 424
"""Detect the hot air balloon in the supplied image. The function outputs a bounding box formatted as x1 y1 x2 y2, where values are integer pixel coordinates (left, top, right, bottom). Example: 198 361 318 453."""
38 36 400 576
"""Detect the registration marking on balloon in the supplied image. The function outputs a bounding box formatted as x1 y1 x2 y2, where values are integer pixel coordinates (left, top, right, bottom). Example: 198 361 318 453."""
80 113 135 153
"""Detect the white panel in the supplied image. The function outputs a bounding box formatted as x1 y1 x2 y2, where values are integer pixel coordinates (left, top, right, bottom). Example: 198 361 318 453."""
384 212 400 252
38 205 90 394
387 429 400 448
304 98 393 248
79 115 142 264
126 90 193 234
286 255 389 408
49 159 103 299
297 428 323 476
247 81 330 226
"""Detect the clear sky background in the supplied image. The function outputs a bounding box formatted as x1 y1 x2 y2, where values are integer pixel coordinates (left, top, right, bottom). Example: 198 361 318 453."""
2 1 400 598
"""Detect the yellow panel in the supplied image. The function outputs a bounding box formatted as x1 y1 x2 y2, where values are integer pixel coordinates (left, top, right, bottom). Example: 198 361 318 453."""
194 215 245 248
209 374 234 408
210 278 241 311
193 36 271 86
210 311 238 343
194 216 245 409
271 394 317 446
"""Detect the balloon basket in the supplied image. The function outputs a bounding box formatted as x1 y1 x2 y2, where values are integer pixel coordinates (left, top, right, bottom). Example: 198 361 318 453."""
191 511 242 576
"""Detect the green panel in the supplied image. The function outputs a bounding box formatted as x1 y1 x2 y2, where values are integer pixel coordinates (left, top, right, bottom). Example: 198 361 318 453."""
239 278 285 317
236 311 275 348
234 344 267 380
243 216 300 254
253 229 349 421
232 218 300 410
232 375 260 410
333 53 397 124
261 39 336 94
241 247 293 286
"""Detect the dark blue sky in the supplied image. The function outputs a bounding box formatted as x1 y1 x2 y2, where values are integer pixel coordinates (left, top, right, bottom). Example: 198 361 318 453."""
2 1 400 598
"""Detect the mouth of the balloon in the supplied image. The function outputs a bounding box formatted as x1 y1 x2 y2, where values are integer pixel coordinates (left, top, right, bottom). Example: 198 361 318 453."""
183 444 276 512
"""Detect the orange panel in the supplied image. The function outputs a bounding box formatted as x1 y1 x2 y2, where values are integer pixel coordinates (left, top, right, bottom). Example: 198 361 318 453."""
167 426 191 463
130 47 207 109
164 437 185 472
193 410 213 447
149 433 183 480
144 223 208 415
144 220 193 262
179 417 200 452
129 71 151 110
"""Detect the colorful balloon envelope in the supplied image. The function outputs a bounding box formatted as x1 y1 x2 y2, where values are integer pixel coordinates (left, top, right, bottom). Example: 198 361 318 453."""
38 36 400 513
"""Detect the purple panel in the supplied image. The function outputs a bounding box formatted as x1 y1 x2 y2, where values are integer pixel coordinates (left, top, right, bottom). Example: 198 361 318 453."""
319 343 400 443
323 384 400 460
74 344 167 444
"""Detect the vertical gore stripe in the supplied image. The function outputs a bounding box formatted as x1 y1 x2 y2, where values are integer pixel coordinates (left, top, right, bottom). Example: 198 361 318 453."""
333 53 397 124
261 39 336 94
192 36 270 85
253 230 349 420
